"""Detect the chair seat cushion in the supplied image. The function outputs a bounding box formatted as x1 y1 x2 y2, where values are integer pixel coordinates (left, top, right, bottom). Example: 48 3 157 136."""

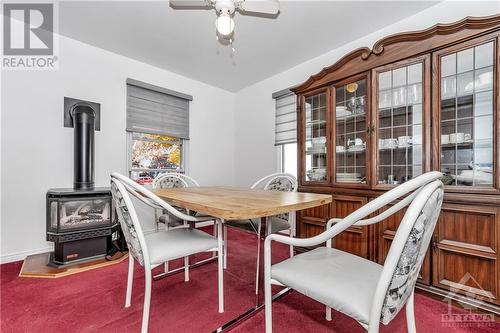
271 247 383 325
145 228 218 265
268 216 290 234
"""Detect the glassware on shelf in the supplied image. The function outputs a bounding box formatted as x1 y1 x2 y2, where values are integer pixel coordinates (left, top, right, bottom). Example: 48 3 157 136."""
439 41 494 187
304 92 328 182
334 78 367 184
376 61 424 185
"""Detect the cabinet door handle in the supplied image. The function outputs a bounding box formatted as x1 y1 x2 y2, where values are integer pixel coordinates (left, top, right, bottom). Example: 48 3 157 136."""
367 123 375 135
432 236 438 249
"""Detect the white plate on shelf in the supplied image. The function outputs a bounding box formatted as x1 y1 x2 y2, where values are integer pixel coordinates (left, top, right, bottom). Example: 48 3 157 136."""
336 173 361 181
337 179 363 183
336 106 352 117
347 145 365 152
452 170 492 185
307 148 326 154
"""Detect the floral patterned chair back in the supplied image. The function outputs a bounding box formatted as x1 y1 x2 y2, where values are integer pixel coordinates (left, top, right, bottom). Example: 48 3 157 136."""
251 173 297 222
377 180 444 325
252 173 297 193
110 176 148 266
153 173 189 189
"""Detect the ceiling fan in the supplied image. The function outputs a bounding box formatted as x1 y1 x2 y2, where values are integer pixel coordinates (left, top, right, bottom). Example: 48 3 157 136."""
170 0 280 42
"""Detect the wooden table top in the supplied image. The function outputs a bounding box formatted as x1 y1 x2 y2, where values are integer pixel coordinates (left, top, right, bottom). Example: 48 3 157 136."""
153 186 332 220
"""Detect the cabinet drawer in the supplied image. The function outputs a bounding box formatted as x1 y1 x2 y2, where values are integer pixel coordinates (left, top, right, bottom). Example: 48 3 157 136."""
432 204 500 304
297 203 329 239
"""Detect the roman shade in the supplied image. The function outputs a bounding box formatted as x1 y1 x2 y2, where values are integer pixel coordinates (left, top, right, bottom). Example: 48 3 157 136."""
126 78 192 139
273 89 297 145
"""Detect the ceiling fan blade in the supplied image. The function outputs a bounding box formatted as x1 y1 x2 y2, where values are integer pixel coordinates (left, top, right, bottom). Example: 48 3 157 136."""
170 0 212 7
238 0 279 15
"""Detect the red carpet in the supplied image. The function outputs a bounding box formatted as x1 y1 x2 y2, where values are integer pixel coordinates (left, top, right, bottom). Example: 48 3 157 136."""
1 227 498 333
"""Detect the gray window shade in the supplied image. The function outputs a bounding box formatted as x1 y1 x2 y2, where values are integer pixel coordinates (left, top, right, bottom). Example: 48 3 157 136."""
126 79 192 139
274 90 297 145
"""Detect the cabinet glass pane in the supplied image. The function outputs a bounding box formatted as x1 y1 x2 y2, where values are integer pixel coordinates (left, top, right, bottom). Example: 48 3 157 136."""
440 41 494 187
334 79 367 184
377 62 423 185
304 93 327 182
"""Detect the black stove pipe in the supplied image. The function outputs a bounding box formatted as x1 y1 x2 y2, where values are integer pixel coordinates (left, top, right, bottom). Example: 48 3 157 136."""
71 103 95 190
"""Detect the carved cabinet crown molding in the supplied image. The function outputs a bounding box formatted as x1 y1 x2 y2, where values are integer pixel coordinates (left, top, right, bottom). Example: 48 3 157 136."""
292 14 500 93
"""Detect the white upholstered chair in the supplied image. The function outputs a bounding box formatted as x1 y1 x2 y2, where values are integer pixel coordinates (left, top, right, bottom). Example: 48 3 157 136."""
110 173 224 333
250 173 297 294
152 172 222 271
152 172 202 230
264 171 444 333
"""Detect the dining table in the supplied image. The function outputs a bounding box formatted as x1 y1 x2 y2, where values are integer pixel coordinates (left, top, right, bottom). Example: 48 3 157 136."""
153 186 332 332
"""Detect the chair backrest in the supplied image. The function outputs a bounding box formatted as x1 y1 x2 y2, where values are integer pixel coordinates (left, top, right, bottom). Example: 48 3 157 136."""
110 174 149 267
251 173 297 192
111 173 200 266
152 172 199 189
371 178 444 326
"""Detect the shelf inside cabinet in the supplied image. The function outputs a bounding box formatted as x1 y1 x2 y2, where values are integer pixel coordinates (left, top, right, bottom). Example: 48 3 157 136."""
379 146 414 151
305 120 327 126
335 112 366 121
441 142 474 149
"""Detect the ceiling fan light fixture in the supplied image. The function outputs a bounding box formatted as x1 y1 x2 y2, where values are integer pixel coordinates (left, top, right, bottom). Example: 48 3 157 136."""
215 10 234 37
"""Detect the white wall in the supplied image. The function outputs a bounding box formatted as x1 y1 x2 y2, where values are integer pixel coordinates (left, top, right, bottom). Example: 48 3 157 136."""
0 35 235 262
233 1 500 187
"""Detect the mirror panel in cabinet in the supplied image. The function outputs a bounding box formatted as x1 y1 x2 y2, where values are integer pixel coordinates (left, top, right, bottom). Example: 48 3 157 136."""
377 62 424 185
304 92 328 182
439 41 494 187
334 79 367 184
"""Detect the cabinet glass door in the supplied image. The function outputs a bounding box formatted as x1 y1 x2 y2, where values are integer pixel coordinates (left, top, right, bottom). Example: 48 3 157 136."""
304 92 328 182
376 61 424 185
334 78 367 184
439 41 494 187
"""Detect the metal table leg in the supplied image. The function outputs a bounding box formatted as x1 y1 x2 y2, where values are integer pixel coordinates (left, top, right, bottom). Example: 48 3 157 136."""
212 216 292 333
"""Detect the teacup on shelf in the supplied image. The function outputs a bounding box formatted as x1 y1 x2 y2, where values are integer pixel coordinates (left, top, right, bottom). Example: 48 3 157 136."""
380 138 398 149
312 136 326 148
397 136 412 148
450 132 465 144
347 138 363 147
441 134 450 145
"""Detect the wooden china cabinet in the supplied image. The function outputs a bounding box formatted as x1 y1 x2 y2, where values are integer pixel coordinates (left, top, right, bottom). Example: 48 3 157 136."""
292 15 500 312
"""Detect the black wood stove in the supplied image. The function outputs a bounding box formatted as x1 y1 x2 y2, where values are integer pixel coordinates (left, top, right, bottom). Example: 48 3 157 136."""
46 98 118 267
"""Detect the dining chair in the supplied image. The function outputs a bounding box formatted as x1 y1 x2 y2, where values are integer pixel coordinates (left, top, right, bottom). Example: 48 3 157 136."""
152 172 201 230
264 171 444 333
250 173 297 295
110 173 224 333
152 172 221 272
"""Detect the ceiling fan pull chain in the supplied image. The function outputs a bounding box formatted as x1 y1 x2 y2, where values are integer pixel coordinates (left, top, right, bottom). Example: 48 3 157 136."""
230 38 235 53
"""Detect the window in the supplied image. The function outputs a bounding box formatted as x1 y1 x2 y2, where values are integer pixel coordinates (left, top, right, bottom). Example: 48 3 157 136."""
273 89 297 178
129 133 183 185
279 142 297 178
126 78 192 185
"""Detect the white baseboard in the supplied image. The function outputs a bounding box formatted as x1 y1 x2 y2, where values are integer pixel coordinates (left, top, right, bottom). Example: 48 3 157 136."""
1 246 53 264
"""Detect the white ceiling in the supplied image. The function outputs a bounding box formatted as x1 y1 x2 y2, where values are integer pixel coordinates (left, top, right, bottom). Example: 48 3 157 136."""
59 1 440 92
